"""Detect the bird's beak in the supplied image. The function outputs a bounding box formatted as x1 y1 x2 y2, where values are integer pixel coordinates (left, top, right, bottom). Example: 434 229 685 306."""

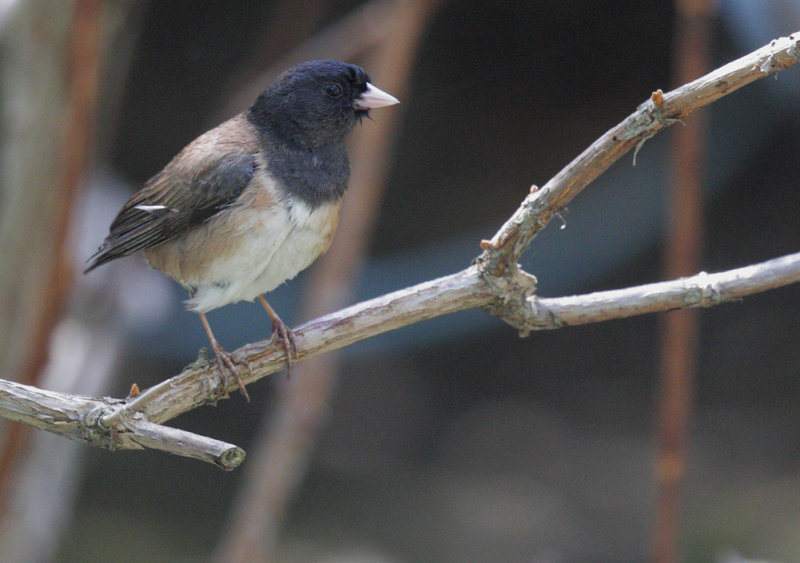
356 83 400 110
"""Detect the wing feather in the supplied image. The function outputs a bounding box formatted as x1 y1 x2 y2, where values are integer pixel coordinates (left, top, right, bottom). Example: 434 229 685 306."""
85 151 256 272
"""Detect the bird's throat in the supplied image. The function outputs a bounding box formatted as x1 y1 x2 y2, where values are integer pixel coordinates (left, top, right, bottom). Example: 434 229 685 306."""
262 137 350 208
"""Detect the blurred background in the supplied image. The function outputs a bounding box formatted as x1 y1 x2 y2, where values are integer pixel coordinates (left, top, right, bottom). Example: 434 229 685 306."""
1 0 800 561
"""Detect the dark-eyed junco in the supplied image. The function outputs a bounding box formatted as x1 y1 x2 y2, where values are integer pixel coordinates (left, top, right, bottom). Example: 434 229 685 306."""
86 60 399 400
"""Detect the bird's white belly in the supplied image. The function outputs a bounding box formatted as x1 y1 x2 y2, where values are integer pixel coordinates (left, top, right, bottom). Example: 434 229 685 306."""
182 198 339 313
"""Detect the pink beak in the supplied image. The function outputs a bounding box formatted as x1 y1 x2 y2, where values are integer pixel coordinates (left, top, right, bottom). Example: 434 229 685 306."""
356 83 400 109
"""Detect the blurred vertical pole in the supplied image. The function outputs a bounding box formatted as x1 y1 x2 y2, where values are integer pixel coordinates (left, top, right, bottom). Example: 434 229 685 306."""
0 3 71 397
651 1 712 561
0 1 108 561
0 0 102 512
213 2 442 561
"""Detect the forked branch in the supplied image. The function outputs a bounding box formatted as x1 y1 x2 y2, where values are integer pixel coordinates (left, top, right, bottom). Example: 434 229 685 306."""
1 31 798 469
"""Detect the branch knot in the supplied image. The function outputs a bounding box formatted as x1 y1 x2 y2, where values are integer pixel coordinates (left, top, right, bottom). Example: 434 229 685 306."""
478 261 538 336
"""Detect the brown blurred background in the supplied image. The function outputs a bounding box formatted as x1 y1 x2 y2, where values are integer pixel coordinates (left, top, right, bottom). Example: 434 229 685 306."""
1 1 800 561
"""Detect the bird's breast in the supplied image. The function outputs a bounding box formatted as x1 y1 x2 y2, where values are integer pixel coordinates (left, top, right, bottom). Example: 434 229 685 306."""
252 196 341 292
145 182 341 313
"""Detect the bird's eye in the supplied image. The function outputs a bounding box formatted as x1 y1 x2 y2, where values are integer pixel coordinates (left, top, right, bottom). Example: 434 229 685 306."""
324 83 343 98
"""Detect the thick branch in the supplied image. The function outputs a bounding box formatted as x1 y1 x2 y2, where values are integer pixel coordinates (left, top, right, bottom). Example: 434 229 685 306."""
105 267 492 426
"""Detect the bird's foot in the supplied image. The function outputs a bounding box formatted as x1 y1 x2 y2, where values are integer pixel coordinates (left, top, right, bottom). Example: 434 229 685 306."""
258 295 299 377
269 321 299 378
198 311 251 401
210 341 251 402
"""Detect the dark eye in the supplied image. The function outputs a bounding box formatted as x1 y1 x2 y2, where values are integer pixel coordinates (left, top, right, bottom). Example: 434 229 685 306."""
324 83 343 98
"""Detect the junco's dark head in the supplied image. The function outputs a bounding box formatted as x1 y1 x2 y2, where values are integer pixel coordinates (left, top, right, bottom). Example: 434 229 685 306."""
247 60 398 149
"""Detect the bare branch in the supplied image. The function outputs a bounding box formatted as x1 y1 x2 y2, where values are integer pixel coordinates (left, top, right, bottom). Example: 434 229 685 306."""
5 246 800 466
494 252 800 333
477 31 800 276
122 419 245 469
104 267 492 425
109 247 800 430
1 30 798 468
0 379 244 470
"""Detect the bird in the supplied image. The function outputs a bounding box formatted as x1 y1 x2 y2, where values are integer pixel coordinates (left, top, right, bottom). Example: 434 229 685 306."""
85 60 399 401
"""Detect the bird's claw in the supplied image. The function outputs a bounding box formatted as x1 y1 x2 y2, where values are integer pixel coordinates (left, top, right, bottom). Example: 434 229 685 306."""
270 322 298 377
211 343 251 402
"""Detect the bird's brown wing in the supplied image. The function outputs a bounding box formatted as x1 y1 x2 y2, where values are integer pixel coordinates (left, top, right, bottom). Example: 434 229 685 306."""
85 151 256 272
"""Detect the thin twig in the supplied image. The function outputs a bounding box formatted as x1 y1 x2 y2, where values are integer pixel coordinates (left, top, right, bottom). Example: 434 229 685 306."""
508 252 800 330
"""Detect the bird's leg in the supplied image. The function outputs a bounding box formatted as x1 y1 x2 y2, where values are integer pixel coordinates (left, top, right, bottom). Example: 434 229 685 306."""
198 311 251 402
257 295 298 376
